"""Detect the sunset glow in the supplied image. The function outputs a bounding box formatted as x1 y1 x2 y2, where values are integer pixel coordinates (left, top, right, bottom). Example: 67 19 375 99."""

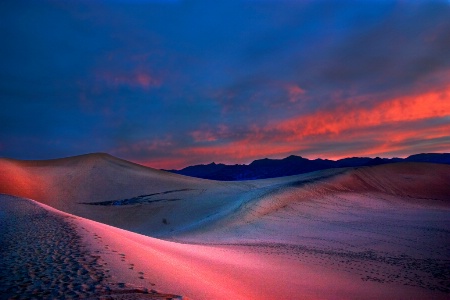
1 0 449 168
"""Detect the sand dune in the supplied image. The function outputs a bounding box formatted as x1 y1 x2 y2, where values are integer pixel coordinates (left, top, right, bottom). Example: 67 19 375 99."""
1 154 448 238
0 153 343 236
0 153 244 236
1 154 450 299
0 195 181 299
3 194 448 299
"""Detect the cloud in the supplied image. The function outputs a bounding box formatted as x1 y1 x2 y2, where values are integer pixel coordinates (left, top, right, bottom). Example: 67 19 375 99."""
1 0 450 168
95 70 162 90
190 125 230 143
169 87 450 166
285 84 306 103
271 88 450 141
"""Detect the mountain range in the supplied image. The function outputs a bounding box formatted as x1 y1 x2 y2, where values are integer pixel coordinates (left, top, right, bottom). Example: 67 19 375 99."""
167 153 450 180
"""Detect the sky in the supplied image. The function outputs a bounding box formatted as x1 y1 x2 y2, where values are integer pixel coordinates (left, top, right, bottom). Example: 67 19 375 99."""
1 0 450 169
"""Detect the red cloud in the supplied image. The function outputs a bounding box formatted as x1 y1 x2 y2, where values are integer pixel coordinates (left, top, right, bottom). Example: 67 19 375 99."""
274 88 450 140
190 125 230 143
178 141 296 162
172 88 450 167
190 131 218 143
116 87 449 169
285 84 306 103
136 157 190 170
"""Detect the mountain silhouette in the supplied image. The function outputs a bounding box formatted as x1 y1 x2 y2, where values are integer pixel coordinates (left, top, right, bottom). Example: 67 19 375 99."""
167 153 450 180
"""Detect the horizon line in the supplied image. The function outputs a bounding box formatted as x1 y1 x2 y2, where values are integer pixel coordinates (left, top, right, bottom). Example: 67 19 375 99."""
2 151 449 170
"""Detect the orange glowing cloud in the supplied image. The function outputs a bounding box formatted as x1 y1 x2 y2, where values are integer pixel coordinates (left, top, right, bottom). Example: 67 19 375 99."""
315 122 450 160
173 88 450 166
177 139 298 163
274 89 450 140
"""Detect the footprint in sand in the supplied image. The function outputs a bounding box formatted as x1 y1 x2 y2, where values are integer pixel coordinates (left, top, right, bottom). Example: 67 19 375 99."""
0 196 182 300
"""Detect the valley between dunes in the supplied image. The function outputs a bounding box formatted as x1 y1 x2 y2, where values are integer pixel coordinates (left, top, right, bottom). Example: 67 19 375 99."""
1 153 450 299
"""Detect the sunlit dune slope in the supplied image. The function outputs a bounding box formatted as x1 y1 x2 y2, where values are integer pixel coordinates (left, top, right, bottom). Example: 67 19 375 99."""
1 154 449 240
0 153 203 207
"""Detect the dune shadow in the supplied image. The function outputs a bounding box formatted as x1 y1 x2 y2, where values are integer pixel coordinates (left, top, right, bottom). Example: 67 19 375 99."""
79 189 194 206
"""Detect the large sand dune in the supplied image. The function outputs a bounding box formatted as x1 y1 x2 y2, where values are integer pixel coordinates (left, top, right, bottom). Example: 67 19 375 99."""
0 153 344 236
0 153 249 236
1 154 450 299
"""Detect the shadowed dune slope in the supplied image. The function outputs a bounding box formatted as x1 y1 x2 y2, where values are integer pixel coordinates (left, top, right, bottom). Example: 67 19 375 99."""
1 154 449 239
330 162 450 200
171 162 450 245
278 162 450 207
192 162 450 234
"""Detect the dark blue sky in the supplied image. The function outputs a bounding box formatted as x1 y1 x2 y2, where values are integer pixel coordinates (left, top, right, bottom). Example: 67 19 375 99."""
1 0 450 168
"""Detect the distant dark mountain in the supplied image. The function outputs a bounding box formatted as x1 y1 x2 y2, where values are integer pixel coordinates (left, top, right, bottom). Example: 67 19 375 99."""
404 153 450 164
166 153 450 181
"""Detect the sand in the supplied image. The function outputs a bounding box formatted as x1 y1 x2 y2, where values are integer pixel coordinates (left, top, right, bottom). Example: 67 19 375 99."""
0 195 181 300
1 154 450 299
